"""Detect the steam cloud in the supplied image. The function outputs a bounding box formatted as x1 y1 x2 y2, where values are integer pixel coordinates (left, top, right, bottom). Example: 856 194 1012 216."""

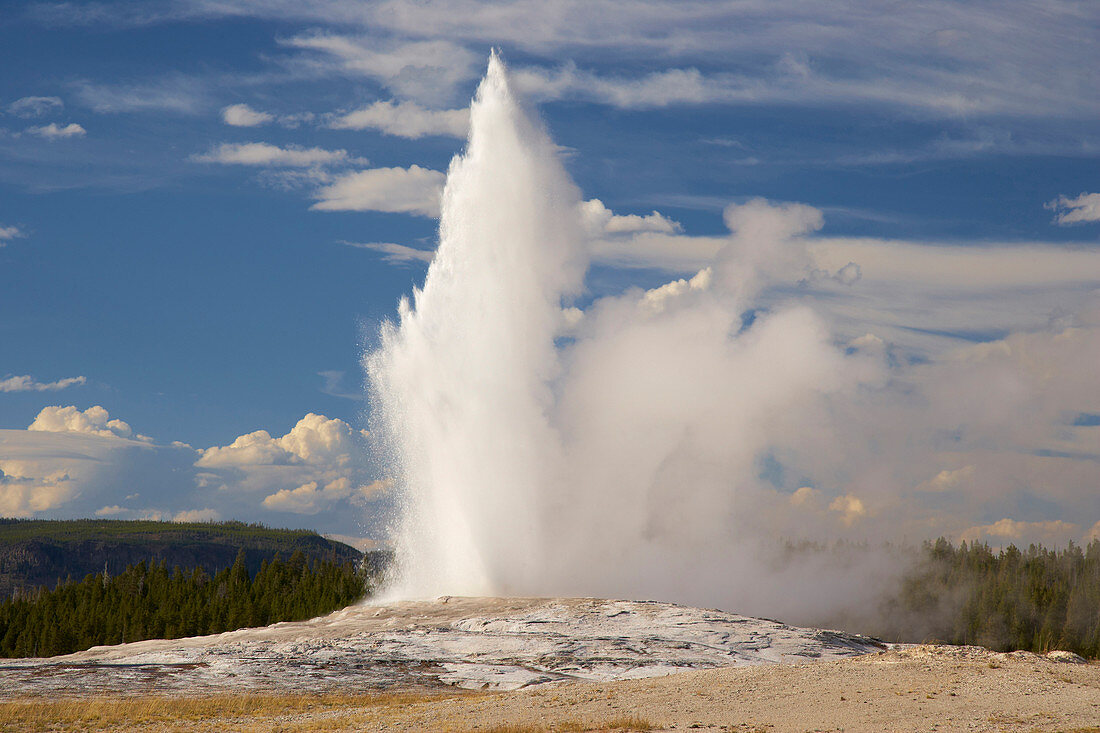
365 53 1098 624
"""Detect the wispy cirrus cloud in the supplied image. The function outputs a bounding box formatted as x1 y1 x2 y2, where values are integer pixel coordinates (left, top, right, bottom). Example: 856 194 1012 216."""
73 75 208 114
192 142 358 167
0 374 86 393
6 96 63 117
280 34 480 104
31 1 1100 118
340 240 435 265
328 100 468 139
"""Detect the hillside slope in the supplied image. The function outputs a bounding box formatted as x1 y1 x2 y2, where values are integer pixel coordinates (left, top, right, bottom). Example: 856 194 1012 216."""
0 519 363 598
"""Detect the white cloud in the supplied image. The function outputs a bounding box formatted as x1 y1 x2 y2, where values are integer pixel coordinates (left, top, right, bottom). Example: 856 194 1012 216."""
38 2 1100 119
193 142 355 167
829 494 867 526
311 165 444 216
789 486 822 508
0 374 86 393
329 100 468 139
514 64 741 109
0 224 23 242
0 410 384 534
917 465 976 493
0 407 174 519
0 463 74 517
262 478 348 514
281 34 479 104
198 413 383 519
581 199 681 236
317 370 364 401
6 96 63 117
959 518 1081 546
74 77 206 114
198 412 365 468
340 240 434 264
640 267 711 314
28 405 150 442
26 122 86 139
173 507 220 523
263 477 387 514
221 103 274 127
1047 193 1100 225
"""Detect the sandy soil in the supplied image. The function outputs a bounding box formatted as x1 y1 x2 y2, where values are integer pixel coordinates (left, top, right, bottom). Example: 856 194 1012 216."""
6 644 1096 732
290 643 1091 733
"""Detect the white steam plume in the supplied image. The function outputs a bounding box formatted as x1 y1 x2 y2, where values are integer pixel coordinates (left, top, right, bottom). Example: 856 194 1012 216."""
367 53 883 615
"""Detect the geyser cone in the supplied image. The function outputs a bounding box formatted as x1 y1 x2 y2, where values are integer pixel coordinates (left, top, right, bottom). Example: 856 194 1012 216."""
368 52 586 598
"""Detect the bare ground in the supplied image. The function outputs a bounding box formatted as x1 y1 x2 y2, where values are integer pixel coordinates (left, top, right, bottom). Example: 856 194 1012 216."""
3 644 1098 732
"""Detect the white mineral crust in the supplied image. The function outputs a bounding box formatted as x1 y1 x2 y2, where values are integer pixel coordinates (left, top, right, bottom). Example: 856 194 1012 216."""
0 597 884 696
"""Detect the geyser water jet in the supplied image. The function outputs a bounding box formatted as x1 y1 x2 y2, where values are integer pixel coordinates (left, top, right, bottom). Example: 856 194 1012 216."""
368 53 887 619
367 52 587 598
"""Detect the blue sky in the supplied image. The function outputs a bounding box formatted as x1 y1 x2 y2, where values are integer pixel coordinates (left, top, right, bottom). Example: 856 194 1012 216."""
1 0 1098 546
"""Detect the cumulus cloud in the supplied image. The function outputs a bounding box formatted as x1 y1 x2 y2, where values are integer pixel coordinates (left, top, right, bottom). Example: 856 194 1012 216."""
0 224 23 243
0 407 385 534
829 494 868 526
581 199 681 236
0 405 169 518
6 96 63 117
959 518 1082 546
26 122 86 139
29 405 149 442
262 477 353 514
193 142 354 167
311 165 444 216
173 507 220 523
1047 193 1100 225
0 464 74 518
198 413 365 468
340 240 434 265
917 466 976 493
0 374 86 393
640 267 711 314
221 103 274 127
329 100 468 138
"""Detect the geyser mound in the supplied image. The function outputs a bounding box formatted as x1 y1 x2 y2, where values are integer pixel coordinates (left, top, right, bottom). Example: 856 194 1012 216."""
0 596 885 696
368 53 881 620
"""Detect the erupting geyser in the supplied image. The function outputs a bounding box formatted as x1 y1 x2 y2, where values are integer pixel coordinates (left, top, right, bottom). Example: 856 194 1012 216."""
368 52 867 615
368 51 586 598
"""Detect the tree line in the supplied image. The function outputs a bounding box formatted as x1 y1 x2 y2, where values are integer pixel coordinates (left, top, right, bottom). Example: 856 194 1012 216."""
0 550 368 658
881 538 1100 658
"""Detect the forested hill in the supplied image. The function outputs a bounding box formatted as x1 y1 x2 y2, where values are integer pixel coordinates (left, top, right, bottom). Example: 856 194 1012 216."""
0 519 363 599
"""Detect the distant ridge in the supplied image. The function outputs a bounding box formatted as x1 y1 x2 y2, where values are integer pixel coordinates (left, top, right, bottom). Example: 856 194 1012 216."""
0 519 364 599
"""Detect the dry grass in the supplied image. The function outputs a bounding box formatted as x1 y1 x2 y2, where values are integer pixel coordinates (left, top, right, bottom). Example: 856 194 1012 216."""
0 693 655 733
0 691 469 732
